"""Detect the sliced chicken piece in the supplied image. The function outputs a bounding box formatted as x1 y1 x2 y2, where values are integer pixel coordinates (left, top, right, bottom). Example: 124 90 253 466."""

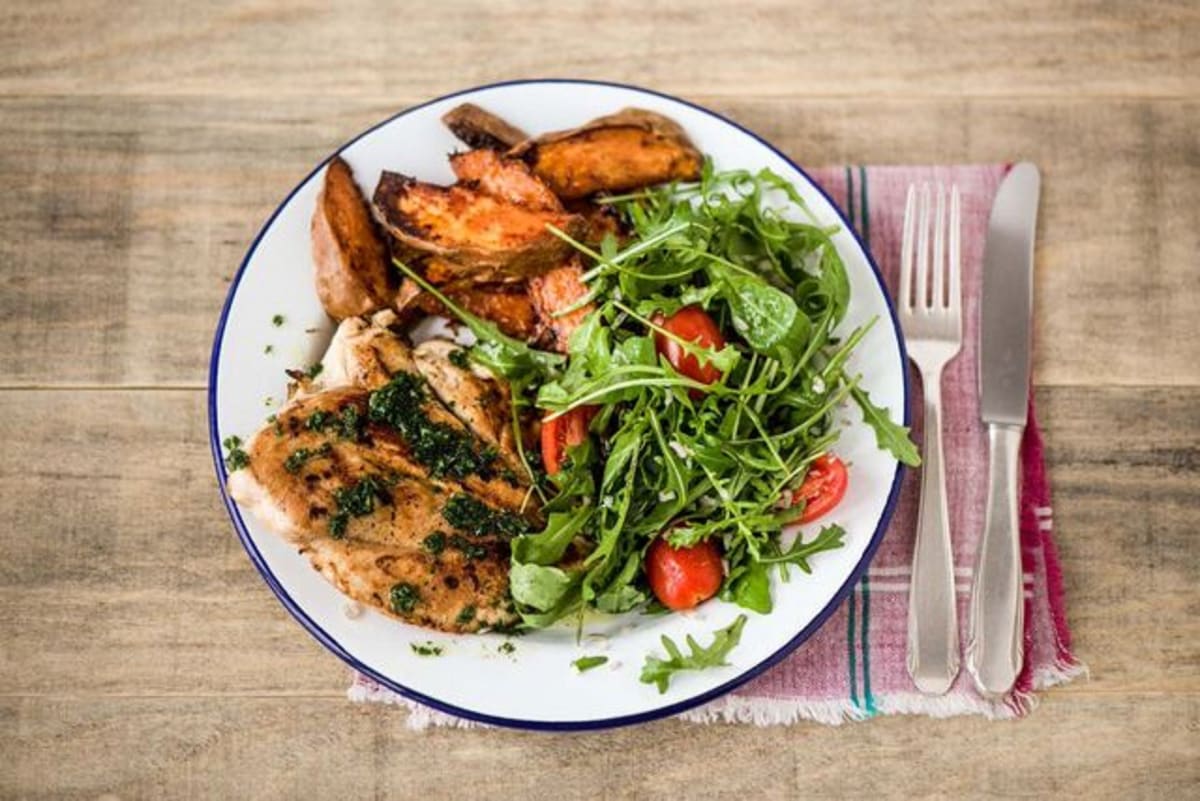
372 172 586 280
301 537 515 632
316 310 416 394
511 108 703 200
307 315 530 508
413 338 522 472
449 149 563 212
528 256 594 352
311 156 395 319
441 102 528 151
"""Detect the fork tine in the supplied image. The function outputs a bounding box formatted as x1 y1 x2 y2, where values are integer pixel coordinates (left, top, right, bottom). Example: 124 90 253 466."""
949 184 961 314
932 183 946 308
915 183 931 309
900 184 916 310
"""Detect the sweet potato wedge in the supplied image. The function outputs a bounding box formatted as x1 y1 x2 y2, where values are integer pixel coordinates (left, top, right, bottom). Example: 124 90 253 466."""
393 276 538 340
528 256 594 352
310 156 394 319
510 108 703 200
442 103 528 151
449 149 563 212
566 199 626 247
372 172 585 280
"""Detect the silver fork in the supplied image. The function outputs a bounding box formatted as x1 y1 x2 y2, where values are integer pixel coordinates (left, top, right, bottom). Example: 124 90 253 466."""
899 182 963 695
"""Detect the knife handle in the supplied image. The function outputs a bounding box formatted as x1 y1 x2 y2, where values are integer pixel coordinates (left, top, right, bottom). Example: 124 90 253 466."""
906 369 961 694
966 423 1025 697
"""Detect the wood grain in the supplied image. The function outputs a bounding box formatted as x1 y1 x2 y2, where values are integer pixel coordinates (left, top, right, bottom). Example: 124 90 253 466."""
1 96 1197 387
2 695 1196 800
1 387 1195 698
2 1 1199 797
0 1 1196 99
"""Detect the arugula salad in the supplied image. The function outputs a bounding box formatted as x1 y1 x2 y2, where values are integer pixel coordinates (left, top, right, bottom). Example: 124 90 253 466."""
398 160 919 673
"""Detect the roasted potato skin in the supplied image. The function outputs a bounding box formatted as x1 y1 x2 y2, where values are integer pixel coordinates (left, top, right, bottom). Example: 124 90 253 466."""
528 256 594 352
442 102 528 151
372 172 586 280
394 271 539 341
310 156 395 319
511 108 702 200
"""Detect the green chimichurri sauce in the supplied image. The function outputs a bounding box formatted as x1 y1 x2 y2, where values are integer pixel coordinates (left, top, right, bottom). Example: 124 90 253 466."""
442 493 528 538
329 475 390 538
367 373 497 480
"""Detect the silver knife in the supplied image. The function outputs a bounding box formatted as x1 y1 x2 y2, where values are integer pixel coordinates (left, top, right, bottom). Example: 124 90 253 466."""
966 162 1040 697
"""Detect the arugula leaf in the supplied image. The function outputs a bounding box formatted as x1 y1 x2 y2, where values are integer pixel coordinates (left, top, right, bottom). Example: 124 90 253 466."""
760 525 846 573
511 510 590 566
592 551 647 613
715 268 811 362
727 561 773 614
640 615 748 694
572 655 609 672
509 563 578 613
850 385 922 466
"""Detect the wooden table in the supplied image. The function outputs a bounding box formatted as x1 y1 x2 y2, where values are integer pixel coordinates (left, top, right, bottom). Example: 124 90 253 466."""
2 2 1197 798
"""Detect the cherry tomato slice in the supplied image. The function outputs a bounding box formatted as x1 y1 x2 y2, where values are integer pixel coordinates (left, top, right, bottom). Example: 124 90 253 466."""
790 454 849 523
645 535 724 611
540 405 595 477
653 305 726 391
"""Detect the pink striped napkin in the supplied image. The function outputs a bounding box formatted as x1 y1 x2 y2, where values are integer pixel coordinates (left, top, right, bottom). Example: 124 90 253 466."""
350 164 1084 727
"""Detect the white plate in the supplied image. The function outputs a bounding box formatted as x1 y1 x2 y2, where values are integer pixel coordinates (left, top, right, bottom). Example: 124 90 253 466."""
209 80 909 730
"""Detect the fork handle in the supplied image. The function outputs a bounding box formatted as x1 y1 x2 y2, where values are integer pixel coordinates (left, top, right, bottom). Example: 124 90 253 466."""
966 423 1026 697
906 368 961 694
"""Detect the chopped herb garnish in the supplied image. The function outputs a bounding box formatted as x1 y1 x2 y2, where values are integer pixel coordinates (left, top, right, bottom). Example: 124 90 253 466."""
264 344 274 355
283 442 332 474
455 605 476 625
422 531 446 555
328 475 390 538
306 409 332 432
498 642 516 655
367 373 497 479
448 534 487 560
448 348 471 369
336 405 364 441
443 493 528 538
410 641 442 657
271 314 285 327
572 655 609 673
222 435 249 471
390 582 420 615
305 361 324 379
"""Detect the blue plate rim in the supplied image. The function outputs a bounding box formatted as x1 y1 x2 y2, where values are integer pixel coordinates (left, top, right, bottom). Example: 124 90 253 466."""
207 77 911 732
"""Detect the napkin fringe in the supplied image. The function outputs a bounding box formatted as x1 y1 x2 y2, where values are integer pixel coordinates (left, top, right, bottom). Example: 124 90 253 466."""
347 681 487 730
689 691 1026 725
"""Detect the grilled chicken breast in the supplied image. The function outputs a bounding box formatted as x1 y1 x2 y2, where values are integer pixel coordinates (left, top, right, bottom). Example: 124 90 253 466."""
228 315 535 632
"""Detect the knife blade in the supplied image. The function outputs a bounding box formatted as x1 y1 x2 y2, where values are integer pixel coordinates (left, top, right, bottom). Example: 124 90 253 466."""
966 162 1040 697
